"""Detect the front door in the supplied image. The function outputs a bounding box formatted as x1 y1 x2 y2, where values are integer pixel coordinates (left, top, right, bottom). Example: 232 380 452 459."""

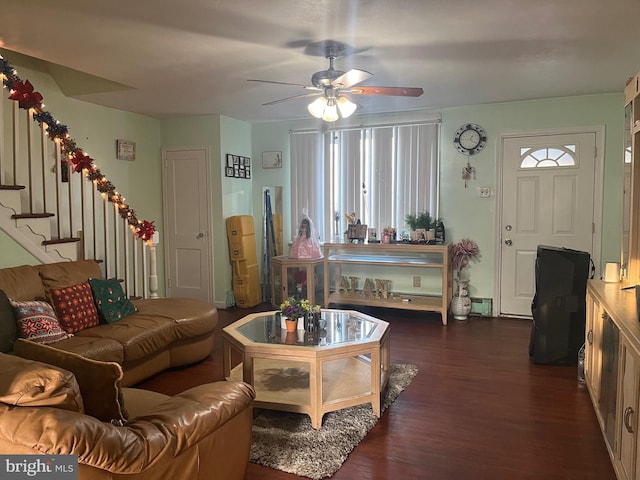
499 132 596 316
162 146 213 302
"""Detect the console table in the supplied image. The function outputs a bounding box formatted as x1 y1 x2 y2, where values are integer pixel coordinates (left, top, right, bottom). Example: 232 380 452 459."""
323 242 451 325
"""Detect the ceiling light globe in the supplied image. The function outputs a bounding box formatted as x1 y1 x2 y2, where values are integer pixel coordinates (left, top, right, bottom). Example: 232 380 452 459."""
322 104 339 122
307 97 327 118
337 97 357 118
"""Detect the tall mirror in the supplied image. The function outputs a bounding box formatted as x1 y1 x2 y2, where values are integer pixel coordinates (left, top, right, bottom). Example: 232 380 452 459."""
622 101 633 278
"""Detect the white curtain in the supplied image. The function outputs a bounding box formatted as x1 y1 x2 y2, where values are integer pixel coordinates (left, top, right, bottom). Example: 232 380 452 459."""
290 122 440 241
290 131 325 239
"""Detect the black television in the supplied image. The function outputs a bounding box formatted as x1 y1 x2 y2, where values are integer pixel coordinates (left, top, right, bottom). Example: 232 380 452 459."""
529 245 591 365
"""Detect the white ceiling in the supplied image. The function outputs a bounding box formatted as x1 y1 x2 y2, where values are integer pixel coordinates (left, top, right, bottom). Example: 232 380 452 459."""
1 0 639 123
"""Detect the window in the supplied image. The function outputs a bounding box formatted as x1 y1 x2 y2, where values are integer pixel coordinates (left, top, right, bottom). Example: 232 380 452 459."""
290 122 440 241
520 145 577 169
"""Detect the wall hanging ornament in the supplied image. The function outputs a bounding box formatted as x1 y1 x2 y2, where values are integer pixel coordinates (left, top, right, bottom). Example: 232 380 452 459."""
462 161 475 188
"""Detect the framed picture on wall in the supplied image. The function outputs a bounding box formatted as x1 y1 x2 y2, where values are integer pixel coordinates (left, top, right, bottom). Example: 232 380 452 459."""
225 167 234 177
262 151 282 168
226 154 234 167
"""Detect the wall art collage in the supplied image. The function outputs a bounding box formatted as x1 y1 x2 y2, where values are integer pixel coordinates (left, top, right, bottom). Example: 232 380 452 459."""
225 154 251 179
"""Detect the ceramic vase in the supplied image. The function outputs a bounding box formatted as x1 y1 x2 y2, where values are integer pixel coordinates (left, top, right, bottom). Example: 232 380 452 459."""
451 278 472 320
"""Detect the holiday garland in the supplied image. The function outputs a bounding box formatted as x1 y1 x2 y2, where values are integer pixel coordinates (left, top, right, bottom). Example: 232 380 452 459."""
0 55 155 242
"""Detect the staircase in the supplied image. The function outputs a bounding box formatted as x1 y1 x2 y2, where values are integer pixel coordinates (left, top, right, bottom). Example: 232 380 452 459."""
0 55 158 298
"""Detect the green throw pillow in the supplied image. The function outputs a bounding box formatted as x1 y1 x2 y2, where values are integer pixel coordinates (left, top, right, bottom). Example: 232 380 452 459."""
88 278 137 324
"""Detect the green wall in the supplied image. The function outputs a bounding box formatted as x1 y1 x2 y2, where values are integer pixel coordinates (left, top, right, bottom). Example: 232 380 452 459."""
0 64 165 293
251 93 623 302
160 115 253 305
0 59 624 310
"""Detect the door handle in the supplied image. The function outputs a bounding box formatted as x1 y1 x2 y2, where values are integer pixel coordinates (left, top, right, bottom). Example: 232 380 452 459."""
587 329 593 345
504 239 512 246
624 406 634 434
197 233 204 239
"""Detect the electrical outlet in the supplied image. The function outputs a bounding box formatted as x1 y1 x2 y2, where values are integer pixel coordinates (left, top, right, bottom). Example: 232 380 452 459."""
479 187 491 198
413 276 421 287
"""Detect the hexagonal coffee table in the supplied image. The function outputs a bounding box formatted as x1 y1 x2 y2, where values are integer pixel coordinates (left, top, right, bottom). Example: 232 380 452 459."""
222 309 390 429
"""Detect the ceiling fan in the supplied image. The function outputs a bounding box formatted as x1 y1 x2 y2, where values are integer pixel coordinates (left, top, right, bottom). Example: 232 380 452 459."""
248 51 424 122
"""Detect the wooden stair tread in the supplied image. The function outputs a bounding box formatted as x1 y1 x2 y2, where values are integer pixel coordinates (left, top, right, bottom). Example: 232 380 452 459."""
12 213 55 219
42 237 81 245
0 185 26 190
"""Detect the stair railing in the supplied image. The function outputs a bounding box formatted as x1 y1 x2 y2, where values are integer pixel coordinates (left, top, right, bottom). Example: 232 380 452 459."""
0 55 158 299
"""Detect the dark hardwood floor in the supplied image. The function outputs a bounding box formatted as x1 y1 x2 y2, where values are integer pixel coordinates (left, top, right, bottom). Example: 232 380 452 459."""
138 304 616 480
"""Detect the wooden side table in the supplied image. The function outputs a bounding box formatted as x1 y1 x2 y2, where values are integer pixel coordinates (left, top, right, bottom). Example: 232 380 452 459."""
270 256 324 307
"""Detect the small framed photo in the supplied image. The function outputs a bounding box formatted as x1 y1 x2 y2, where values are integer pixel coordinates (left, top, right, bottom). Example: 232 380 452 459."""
234 166 240 177
225 167 234 177
367 228 378 242
239 168 246 178
226 154 234 167
245 157 251 166
245 168 251 179
116 139 136 161
262 151 282 168
240 157 245 166
233 155 239 165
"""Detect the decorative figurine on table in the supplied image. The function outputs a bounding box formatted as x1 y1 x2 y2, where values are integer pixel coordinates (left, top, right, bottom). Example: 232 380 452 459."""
289 215 322 259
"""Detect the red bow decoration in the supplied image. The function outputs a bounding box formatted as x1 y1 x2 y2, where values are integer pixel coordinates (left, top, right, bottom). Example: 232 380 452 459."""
69 150 94 173
8 80 43 110
136 220 156 241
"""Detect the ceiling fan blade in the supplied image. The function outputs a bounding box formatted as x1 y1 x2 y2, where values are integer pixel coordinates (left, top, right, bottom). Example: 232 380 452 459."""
248 79 322 91
262 92 322 106
331 68 373 89
348 86 424 97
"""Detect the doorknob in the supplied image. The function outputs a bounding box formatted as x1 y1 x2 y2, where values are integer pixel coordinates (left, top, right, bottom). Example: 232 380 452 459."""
504 239 513 246
197 233 204 239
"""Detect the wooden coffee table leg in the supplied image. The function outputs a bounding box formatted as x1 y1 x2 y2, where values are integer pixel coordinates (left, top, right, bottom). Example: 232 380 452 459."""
310 359 322 429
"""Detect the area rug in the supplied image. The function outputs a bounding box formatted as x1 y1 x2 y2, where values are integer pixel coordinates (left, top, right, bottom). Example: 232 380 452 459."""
250 363 418 479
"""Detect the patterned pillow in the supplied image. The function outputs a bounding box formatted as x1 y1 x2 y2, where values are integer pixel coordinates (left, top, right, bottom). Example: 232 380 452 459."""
10 299 71 344
49 282 100 334
88 278 137 324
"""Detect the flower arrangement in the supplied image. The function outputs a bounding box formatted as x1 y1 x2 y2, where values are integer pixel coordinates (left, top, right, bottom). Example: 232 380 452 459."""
344 211 358 225
279 298 312 319
449 238 480 279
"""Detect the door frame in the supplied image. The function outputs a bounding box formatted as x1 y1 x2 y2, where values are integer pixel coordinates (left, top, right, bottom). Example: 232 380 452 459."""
161 145 213 302
494 126 604 317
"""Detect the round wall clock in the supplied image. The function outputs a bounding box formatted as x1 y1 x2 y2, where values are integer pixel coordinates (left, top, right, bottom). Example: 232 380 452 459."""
453 123 487 155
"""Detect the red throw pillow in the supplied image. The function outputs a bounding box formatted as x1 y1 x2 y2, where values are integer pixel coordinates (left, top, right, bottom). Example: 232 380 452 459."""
10 299 71 344
49 282 100 334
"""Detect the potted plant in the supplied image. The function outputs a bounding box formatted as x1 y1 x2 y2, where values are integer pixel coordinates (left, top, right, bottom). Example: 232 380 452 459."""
404 211 437 231
448 238 480 320
279 298 311 332
405 212 439 241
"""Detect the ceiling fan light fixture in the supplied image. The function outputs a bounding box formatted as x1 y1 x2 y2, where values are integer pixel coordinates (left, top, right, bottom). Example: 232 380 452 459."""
307 96 327 118
337 96 357 118
321 97 339 122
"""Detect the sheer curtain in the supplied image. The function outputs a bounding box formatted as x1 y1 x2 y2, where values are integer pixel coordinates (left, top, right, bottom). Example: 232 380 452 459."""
290 131 325 239
290 122 440 241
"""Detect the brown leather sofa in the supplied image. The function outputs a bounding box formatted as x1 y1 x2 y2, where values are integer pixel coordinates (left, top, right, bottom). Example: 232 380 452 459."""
0 260 218 386
0 353 255 479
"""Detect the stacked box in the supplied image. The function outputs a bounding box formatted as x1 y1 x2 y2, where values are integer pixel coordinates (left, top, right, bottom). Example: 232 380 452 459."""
226 215 260 308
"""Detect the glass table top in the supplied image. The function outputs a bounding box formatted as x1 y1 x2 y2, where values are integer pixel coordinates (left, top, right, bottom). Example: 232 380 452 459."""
235 310 379 347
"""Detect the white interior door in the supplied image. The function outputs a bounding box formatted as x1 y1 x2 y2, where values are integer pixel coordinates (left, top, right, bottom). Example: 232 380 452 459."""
499 133 596 316
162 147 213 302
